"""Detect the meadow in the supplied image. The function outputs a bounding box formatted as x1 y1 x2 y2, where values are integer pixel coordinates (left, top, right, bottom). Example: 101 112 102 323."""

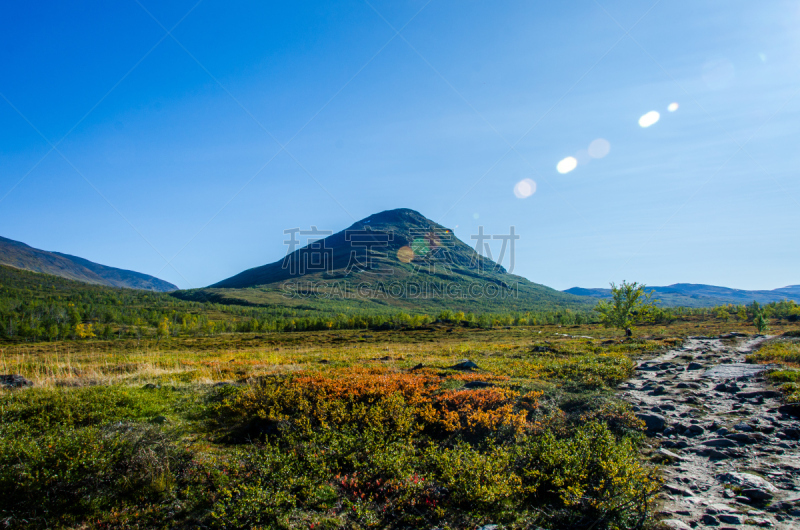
3 314 800 530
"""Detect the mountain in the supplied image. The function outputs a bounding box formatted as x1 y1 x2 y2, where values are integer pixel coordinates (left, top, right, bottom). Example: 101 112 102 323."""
178 208 588 312
0 236 177 292
564 283 800 308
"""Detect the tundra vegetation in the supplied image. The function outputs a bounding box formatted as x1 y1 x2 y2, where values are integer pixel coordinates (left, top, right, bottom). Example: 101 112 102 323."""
2 266 800 528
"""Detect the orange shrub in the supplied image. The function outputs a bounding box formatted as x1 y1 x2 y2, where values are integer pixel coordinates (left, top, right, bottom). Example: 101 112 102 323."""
220 367 540 439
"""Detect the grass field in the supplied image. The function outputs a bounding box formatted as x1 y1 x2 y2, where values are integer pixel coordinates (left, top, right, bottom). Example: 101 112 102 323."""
2 319 799 529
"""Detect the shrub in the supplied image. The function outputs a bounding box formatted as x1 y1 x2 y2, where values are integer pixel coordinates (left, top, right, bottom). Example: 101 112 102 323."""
0 423 193 527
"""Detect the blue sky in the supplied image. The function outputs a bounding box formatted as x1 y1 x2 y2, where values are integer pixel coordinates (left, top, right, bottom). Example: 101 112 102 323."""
1 0 799 291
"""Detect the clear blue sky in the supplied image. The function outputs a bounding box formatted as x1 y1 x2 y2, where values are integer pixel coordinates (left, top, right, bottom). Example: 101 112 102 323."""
2 0 799 291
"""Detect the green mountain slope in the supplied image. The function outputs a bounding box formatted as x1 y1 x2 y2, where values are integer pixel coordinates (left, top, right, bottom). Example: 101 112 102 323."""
180 208 589 312
0 236 177 292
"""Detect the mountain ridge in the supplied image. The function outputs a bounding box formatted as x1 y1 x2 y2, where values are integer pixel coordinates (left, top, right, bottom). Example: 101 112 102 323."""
0 235 177 292
564 283 800 307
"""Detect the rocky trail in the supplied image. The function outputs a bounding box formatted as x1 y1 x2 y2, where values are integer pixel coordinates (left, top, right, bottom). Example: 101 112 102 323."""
618 333 800 529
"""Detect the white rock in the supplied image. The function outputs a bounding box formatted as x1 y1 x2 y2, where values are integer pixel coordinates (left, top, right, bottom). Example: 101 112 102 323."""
661 520 692 530
716 472 779 493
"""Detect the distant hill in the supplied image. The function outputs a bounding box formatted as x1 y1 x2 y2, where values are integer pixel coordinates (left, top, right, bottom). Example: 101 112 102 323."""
177 208 589 312
564 283 800 308
0 236 177 292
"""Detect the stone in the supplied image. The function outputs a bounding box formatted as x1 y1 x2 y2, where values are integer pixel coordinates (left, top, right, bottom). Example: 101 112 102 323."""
707 503 734 514
714 382 741 393
718 514 743 524
636 413 666 431
701 514 720 525
450 360 479 370
0 374 33 388
705 364 769 379
716 473 779 496
659 448 685 461
782 428 800 439
733 422 753 432
706 449 730 460
737 391 782 399
662 520 692 530
664 483 694 496
687 362 704 370
777 404 800 417
687 424 705 436
727 433 764 444
702 438 738 448
742 488 774 501
463 381 493 389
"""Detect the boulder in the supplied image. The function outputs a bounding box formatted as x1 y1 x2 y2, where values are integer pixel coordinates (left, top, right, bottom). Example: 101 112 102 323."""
636 413 666 431
450 360 479 371
716 473 779 497
742 488 774 501
718 513 743 524
0 374 32 388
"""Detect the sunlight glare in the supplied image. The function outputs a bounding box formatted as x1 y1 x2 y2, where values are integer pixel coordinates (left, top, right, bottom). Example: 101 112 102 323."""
638 111 660 128
556 156 578 174
513 178 537 198
588 138 610 159
667 102 679 112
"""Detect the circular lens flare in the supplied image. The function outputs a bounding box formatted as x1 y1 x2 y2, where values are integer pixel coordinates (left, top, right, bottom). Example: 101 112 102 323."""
556 156 578 174
667 102 679 112
397 246 414 263
588 138 610 159
513 178 537 198
638 111 660 128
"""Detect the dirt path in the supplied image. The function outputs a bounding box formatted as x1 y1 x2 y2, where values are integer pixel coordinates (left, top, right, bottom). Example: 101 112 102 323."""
618 334 800 529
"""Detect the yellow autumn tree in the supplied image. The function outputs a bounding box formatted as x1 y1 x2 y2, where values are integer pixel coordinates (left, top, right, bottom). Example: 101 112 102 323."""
75 323 95 339
156 317 170 343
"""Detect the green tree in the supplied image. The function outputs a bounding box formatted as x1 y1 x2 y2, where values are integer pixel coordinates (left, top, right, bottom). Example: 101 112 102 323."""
753 312 769 333
594 281 656 335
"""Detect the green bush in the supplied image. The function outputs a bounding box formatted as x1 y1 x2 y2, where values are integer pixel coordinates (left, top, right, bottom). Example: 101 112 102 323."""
0 422 193 527
0 385 180 434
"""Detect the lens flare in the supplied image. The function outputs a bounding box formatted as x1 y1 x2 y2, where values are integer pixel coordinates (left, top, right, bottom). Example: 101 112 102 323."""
513 178 537 198
667 102 679 112
411 238 430 256
588 138 610 159
556 156 578 174
397 246 414 263
638 111 660 128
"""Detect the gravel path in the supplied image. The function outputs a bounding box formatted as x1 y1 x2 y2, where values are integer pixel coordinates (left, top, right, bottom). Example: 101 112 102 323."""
618 333 800 529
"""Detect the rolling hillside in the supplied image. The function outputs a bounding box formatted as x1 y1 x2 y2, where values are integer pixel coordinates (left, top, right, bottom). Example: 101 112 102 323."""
0 235 177 292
